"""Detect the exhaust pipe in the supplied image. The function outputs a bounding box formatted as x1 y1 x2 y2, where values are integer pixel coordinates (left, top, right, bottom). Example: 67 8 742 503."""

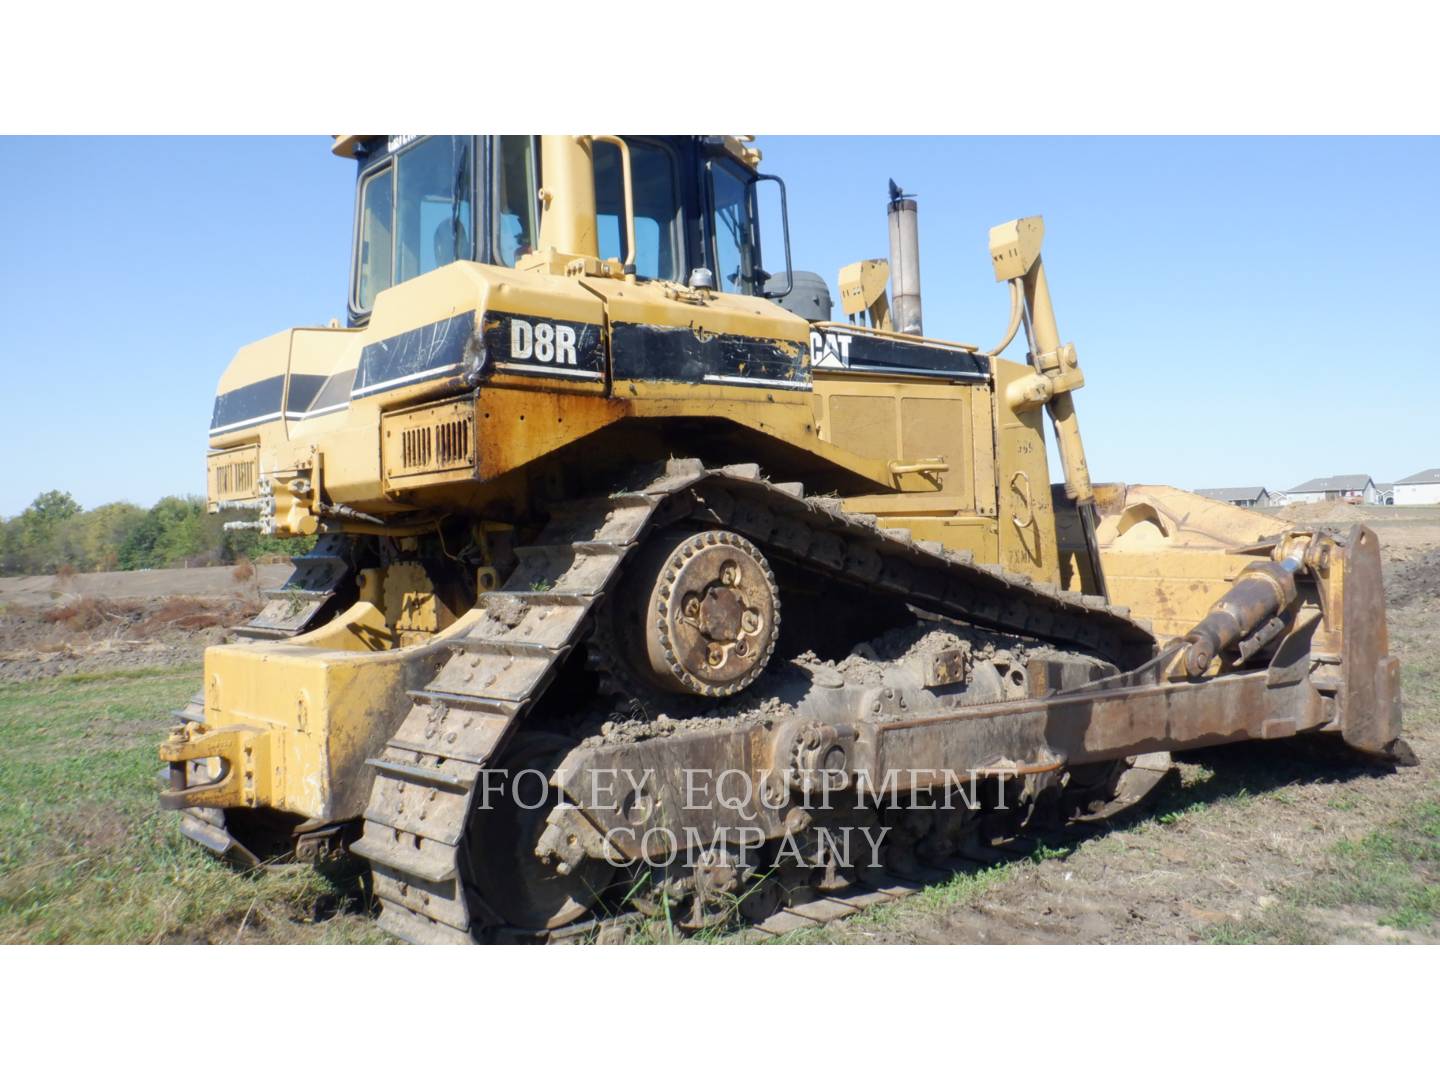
887 179 923 335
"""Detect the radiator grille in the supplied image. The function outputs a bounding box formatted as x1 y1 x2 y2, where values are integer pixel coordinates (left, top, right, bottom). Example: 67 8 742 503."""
399 418 471 471
206 447 261 508
435 418 469 467
382 398 477 489
401 426 431 470
214 458 257 497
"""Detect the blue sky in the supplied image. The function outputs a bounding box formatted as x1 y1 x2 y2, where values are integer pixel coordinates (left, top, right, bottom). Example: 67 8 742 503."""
0 136 1434 517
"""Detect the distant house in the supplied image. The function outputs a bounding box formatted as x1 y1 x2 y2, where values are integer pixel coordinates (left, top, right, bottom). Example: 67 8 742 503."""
1395 469 1440 506
1376 483 1395 506
1284 474 1377 505
1195 486 1274 508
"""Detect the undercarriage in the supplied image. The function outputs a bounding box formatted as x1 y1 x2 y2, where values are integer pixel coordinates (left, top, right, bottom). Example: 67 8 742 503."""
161 459 1402 943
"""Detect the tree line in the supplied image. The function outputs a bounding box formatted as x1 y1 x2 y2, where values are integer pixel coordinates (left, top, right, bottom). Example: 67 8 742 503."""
0 490 312 576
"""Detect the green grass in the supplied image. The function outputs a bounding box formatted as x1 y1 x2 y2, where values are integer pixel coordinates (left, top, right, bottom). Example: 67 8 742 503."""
1205 906 1327 945
1207 800 1440 943
734 842 1075 945
1306 801 1440 929
0 666 385 943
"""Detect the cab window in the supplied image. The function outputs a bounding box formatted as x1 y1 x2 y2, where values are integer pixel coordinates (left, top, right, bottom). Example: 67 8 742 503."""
396 137 473 282
594 140 682 282
495 135 538 267
354 136 473 314
356 165 394 311
709 159 756 294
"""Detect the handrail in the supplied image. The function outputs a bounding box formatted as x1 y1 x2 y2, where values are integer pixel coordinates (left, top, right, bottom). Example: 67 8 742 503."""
588 135 636 276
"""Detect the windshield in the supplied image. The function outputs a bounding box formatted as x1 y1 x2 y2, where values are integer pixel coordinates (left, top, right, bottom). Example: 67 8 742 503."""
354 136 474 313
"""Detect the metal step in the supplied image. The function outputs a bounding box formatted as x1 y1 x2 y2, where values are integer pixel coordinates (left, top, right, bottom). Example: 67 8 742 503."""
364 757 475 791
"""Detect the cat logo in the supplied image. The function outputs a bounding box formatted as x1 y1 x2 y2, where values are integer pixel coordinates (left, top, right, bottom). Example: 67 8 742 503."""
510 318 579 366
809 329 854 368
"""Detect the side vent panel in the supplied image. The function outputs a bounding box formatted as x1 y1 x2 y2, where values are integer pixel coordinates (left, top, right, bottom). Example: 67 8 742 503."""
206 445 261 510
382 397 479 491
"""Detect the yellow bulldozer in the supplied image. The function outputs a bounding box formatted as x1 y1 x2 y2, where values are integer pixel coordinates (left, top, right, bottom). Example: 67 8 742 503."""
161 135 1403 943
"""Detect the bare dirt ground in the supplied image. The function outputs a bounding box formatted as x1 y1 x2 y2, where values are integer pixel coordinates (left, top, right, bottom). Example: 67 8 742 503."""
0 564 286 682
0 563 289 604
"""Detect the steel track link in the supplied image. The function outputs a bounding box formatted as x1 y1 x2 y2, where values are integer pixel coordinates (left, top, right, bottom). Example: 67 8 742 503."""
488 796 1147 944
353 460 1156 944
231 533 356 641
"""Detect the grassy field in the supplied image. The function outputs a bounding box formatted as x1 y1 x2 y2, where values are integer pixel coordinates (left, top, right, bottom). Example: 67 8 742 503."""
1 647 1435 944
0 667 386 944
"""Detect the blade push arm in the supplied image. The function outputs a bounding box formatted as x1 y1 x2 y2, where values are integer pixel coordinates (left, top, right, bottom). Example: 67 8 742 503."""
989 216 1106 594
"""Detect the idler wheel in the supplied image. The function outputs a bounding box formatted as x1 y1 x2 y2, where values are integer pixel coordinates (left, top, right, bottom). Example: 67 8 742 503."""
469 735 614 930
638 530 780 697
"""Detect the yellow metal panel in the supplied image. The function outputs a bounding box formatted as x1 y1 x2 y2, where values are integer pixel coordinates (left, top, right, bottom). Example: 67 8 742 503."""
900 395 970 507
1091 483 1289 638
1101 549 1258 640
382 397 478 491
182 607 481 820
583 276 807 346
971 386 997 516
840 513 998 563
830 394 896 461
992 359 1060 583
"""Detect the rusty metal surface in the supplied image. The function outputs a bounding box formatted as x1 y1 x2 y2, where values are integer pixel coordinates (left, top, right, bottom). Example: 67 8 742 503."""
549 664 1326 854
639 529 779 696
1180 558 1299 676
1339 525 1403 754
876 669 1324 778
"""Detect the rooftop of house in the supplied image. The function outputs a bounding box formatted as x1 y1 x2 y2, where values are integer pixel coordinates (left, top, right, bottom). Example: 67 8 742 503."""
1287 474 1373 493
1396 468 1440 485
1195 486 1269 502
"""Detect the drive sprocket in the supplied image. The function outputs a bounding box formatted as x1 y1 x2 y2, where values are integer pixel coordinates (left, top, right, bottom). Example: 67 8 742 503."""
604 527 782 700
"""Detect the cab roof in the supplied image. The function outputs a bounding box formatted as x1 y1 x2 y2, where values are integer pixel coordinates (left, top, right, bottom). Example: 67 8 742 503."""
330 134 761 167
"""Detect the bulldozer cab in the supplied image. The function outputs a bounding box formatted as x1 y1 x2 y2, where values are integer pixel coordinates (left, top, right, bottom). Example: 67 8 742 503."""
341 135 785 326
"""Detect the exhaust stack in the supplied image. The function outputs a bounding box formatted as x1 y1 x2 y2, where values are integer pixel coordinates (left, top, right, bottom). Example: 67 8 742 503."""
887 179 923 335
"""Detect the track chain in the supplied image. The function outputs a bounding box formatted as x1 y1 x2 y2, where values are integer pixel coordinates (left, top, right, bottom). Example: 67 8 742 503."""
232 533 356 641
352 460 1156 944
501 808 1141 944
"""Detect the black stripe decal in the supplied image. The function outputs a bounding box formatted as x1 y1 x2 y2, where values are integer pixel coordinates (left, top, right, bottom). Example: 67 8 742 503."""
211 374 285 432
810 327 989 380
611 322 808 389
307 368 356 415
286 373 329 414
353 310 478 398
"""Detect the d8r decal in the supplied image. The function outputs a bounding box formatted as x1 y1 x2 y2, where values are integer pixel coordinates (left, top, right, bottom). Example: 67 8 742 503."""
511 319 578 366
484 311 605 381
